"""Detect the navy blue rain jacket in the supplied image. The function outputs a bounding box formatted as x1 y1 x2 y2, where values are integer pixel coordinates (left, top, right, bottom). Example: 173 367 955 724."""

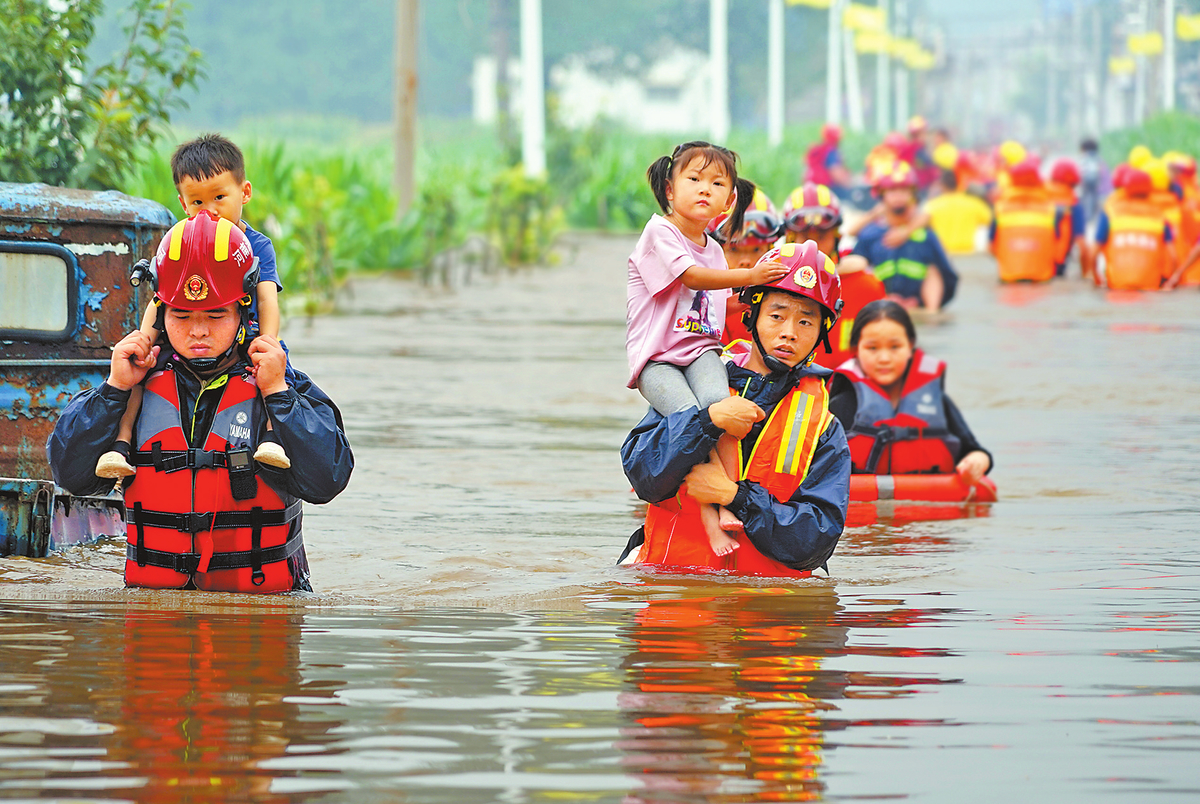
621 361 851 572
47 358 353 504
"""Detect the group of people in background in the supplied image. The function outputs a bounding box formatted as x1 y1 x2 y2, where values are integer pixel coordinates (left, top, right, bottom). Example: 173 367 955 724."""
807 118 1200 293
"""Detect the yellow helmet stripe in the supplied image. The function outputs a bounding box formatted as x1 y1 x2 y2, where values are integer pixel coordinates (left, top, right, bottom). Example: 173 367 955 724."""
167 219 187 262
214 216 233 262
816 185 832 207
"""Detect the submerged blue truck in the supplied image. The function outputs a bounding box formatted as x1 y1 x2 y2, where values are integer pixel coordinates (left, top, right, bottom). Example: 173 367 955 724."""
1 182 172 557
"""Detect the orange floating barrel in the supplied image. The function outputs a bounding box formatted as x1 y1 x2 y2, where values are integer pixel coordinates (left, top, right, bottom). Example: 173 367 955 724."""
849 474 998 503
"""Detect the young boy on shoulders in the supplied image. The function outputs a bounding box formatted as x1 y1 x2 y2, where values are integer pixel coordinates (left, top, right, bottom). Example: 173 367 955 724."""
96 133 290 477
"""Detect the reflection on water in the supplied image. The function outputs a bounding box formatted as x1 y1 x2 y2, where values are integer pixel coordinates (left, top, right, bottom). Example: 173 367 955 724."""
0 591 969 802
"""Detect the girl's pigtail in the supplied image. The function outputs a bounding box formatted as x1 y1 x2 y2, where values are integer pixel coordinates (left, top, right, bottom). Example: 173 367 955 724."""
646 156 674 213
725 177 757 241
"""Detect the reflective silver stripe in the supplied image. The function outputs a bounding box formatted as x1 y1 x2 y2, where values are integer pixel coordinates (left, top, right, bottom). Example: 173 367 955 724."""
876 475 895 500
782 393 810 474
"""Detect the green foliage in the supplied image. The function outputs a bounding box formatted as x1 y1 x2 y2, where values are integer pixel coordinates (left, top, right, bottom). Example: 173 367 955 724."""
0 0 202 190
488 166 562 265
1100 112 1200 167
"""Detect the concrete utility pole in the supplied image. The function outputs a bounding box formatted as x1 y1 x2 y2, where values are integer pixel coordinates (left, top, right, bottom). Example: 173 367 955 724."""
768 0 785 146
844 23 865 130
711 0 731 142
519 0 546 176
393 0 418 217
1165 0 1177 110
826 0 843 124
875 0 891 133
893 0 908 130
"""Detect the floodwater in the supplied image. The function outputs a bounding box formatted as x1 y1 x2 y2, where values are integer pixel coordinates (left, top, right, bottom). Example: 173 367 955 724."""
2 233 1200 801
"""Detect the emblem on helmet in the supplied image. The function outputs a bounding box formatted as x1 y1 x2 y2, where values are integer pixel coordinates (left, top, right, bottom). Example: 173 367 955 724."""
798 264 817 289
183 275 209 302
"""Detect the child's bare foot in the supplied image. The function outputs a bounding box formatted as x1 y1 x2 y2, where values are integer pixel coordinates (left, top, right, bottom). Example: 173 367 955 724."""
96 442 135 478
708 529 741 557
254 440 291 469
718 506 743 533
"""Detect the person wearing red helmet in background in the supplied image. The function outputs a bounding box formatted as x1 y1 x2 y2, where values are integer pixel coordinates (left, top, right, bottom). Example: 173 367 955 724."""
805 123 853 195
708 187 785 345
47 211 354 593
841 163 959 312
1165 153 1200 286
1046 159 1087 277
899 116 937 193
989 158 1068 283
1144 158 1197 284
782 182 884 370
1085 168 1175 290
620 241 850 576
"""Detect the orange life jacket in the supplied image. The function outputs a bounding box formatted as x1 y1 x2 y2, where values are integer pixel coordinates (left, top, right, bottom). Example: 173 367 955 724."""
635 375 832 576
1150 189 1197 272
124 363 304 592
814 269 885 370
1102 196 1169 290
834 351 961 475
991 188 1062 283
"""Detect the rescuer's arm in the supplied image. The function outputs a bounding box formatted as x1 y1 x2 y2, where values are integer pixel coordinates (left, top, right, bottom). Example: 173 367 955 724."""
1166 238 1200 288
258 370 354 504
728 419 851 572
622 395 764 504
46 384 132 497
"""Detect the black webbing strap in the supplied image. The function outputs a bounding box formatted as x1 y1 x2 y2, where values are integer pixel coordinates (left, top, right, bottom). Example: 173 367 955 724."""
124 499 303 533
250 506 265 586
134 501 147 567
859 424 954 474
123 527 303 574
130 446 235 474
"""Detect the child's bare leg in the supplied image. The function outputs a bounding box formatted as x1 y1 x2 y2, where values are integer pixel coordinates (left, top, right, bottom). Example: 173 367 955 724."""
96 386 142 478
700 500 740 557
713 437 743 532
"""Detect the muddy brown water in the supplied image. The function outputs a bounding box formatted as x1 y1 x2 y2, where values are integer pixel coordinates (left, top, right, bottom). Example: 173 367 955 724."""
1 233 1199 801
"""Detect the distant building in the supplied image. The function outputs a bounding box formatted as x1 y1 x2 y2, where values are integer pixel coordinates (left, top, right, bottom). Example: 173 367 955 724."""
472 48 712 134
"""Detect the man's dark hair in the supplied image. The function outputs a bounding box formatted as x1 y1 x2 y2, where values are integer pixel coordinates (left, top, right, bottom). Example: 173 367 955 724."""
171 133 246 186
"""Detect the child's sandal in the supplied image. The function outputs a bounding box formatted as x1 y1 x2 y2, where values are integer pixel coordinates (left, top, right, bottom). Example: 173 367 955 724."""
96 442 135 478
254 440 291 469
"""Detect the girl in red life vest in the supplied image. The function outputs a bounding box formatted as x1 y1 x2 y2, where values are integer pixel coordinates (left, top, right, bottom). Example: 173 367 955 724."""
828 300 992 482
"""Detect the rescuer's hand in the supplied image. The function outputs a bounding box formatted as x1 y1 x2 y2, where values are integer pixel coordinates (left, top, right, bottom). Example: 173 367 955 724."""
707 396 764 439
956 450 990 486
248 335 289 397
108 330 159 391
684 461 738 506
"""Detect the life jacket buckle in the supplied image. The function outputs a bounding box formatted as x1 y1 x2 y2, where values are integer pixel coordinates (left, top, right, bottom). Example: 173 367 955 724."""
172 553 201 574
181 511 214 533
188 449 219 470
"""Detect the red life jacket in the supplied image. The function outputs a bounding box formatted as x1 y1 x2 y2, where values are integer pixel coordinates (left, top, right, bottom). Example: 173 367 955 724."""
834 351 961 474
806 143 836 186
634 375 832 577
123 363 304 592
813 268 885 370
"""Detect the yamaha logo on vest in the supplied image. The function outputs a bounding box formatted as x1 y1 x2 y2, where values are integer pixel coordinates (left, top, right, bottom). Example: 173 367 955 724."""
917 392 937 416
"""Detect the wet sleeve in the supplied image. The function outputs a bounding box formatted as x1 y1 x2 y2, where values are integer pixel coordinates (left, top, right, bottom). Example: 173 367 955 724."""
45 383 130 497
1071 203 1085 239
827 379 857 430
621 406 724 504
926 231 959 305
944 394 993 474
1094 212 1110 245
260 372 354 504
725 418 851 572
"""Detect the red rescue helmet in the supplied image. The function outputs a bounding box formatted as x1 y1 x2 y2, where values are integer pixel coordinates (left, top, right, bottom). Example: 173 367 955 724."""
822 123 842 144
1009 159 1043 188
873 161 918 195
738 241 843 369
1123 168 1153 197
1111 163 1131 189
155 210 257 310
908 115 928 135
707 188 781 245
782 182 843 233
882 132 908 152
1049 158 1081 187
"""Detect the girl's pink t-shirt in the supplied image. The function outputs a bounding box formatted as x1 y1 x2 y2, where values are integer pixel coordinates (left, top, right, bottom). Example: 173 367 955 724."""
626 215 730 388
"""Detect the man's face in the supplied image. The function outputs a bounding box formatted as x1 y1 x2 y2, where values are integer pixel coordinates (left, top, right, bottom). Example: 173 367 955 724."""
722 238 774 272
753 292 823 369
785 227 838 259
164 304 240 361
882 187 914 215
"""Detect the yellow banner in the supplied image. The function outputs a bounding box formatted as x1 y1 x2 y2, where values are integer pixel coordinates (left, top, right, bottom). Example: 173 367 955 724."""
1109 56 1136 76
906 48 936 71
1178 13 1200 41
1128 32 1164 55
787 0 832 8
856 30 891 54
890 37 922 61
844 3 885 32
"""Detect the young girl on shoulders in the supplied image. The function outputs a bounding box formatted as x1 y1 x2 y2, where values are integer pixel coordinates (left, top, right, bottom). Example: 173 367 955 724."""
626 141 788 558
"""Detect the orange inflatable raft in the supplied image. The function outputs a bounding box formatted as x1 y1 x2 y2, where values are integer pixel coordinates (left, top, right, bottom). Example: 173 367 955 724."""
847 474 997 527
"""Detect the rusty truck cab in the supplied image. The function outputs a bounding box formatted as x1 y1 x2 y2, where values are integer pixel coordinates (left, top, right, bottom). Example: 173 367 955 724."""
1 182 172 556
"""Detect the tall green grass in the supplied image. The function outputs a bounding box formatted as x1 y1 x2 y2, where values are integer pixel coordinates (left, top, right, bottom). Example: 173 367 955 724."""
1100 111 1200 166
